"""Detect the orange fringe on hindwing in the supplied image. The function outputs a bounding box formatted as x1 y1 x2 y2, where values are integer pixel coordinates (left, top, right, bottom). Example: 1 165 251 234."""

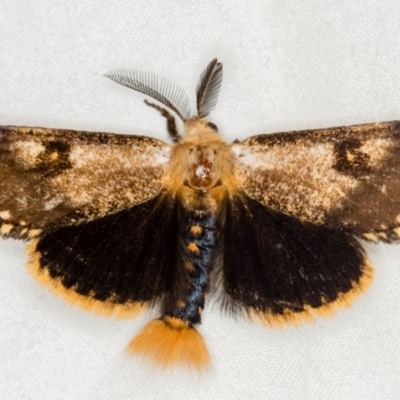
25 240 146 319
251 259 375 328
127 316 211 371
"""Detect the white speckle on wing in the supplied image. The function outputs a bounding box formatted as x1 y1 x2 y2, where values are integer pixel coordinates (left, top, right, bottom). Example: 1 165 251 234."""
0 210 11 220
231 144 252 158
155 147 171 164
44 197 63 210
11 141 45 166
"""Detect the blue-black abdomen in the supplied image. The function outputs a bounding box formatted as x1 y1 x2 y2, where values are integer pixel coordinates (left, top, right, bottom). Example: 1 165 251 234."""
167 208 218 325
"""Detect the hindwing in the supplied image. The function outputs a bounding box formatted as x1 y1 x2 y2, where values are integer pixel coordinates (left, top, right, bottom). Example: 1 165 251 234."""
26 193 180 318
211 193 373 326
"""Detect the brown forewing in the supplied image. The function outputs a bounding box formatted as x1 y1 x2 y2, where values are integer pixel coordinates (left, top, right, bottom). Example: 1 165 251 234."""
232 121 400 241
0 126 170 238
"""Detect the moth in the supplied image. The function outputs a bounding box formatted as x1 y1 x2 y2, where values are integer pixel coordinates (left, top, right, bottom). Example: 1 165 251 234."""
1 59 399 370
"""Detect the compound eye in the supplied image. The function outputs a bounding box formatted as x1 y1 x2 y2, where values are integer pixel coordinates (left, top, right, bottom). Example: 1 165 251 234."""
207 122 218 132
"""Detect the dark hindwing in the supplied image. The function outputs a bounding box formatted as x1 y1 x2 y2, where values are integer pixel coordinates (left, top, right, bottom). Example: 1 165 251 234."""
0 126 169 239
213 193 373 326
233 121 400 242
27 193 180 318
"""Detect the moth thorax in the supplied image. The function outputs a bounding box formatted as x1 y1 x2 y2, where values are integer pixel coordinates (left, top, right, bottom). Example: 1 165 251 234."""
187 146 218 190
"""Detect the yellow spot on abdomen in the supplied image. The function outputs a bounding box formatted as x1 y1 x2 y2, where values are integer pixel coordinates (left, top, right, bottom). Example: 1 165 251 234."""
187 242 200 254
176 300 186 308
50 152 59 161
185 262 195 272
163 316 188 329
190 225 202 235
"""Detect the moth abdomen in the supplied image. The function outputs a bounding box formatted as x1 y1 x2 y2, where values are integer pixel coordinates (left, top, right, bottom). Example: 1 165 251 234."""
169 208 217 324
128 200 220 369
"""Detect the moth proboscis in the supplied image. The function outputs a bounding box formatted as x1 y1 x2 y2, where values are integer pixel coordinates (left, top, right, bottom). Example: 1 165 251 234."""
1 59 399 371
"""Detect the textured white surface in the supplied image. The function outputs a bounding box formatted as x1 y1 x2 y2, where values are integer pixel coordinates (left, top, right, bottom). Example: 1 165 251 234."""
1 1 400 399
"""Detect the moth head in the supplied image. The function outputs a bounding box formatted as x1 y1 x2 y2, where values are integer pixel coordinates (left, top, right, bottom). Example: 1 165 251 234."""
168 117 234 191
104 59 223 140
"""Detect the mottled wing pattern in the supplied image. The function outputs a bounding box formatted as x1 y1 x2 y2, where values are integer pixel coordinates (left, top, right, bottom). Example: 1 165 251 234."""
0 126 170 239
232 121 400 242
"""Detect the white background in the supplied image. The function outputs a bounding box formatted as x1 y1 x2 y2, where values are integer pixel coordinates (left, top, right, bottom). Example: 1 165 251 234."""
1 1 400 399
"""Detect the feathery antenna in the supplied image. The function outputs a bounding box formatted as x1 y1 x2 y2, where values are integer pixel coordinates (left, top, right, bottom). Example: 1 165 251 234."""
196 59 223 118
105 69 191 121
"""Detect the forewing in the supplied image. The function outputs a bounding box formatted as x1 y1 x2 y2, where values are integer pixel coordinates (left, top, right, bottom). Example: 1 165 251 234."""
0 126 170 239
232 121 400 242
